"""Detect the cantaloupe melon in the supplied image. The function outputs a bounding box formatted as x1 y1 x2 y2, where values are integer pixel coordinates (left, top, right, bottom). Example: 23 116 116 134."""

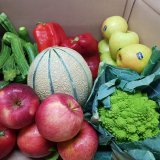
27 46 93 106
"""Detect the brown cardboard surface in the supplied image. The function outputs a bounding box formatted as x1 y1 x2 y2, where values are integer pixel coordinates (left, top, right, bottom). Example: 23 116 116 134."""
0 0 159 49
128 0 160 47
0 0 127 41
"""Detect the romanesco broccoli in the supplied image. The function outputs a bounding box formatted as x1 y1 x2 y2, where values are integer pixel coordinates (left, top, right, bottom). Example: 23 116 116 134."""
98 90 160 142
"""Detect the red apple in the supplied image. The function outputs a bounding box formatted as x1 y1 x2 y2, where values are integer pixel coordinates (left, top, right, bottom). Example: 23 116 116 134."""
0 83 40 129
57 120 98 160
36 93 84 142
17 123 53 158
0 123 16 159
85 53 100 80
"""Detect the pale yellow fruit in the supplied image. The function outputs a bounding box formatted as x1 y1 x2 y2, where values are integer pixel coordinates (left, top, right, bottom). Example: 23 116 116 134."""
109 31 139 60
101 16 128 39
100 52 117 66
98 39 109 54
98 39 117 66
116 44 152 73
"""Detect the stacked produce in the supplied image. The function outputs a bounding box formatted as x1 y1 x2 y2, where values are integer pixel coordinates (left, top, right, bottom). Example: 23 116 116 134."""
0 83 98 159
61 33 100 80
0 13 99 160
1 12 160 160
0 13 38 87
33 22 100 80
99 16 152 74
85 16 160 160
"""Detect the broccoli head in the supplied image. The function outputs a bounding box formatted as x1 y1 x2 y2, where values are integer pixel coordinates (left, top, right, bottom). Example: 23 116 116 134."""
98 90 160 142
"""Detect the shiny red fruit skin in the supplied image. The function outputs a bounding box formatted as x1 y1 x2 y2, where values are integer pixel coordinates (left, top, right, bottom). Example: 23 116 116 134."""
0 123 16 159
57 121 98 160
85 53 100 80
36 93 84 142
0 83 40 129
17 123 53 158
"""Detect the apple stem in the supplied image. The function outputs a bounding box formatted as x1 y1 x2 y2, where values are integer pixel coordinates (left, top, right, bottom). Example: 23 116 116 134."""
117 54 122 61
0 131 5 136
70 37 79 44
68 101 77 111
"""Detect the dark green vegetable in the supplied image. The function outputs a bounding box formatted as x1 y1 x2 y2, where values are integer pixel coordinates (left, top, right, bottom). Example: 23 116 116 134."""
0 12 17 34
18 26 31 42
33 43 39 55
0 12 37 84
23 42 38 64
0 23 6 38
0 81 9 89
3 32 26 45
0 41 11 69
11 38 29 78
2 54 17 81
0 24 6 49
141 46 160 76
14 74 26 83
3 32 37 64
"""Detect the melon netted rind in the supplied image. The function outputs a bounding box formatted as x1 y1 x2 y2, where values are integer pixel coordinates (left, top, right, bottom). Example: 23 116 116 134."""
27 46 93 106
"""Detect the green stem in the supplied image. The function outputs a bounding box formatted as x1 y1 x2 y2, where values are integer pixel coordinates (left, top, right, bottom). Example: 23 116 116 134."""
0 131 5 136
70 36 79 43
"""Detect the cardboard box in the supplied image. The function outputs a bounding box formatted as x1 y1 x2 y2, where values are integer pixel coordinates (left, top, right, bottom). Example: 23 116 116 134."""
1 0 159 47
0 0 160 159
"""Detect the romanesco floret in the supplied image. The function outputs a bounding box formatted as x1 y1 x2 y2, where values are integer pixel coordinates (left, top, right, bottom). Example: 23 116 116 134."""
98 90 160 142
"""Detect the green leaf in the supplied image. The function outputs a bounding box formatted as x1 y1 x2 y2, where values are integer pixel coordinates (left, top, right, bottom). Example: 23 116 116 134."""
93 151 112 160
118 67 160 92
49 147 57 152
0 81 9 89
97 79 117 100
128 149 156 160
145 79 160 105
111 142 135 160
46 152 59 160
141 46 160 76
118 134 160 160
85 63 143 112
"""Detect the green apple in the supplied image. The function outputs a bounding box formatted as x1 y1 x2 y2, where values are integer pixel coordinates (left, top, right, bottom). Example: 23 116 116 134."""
98 39 117 66
116 44 152 73
98 39 109 53
101 16 128 40
109 31 139 60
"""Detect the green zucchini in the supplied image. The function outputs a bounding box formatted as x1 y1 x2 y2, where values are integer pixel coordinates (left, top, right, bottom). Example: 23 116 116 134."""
18 26 31 42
